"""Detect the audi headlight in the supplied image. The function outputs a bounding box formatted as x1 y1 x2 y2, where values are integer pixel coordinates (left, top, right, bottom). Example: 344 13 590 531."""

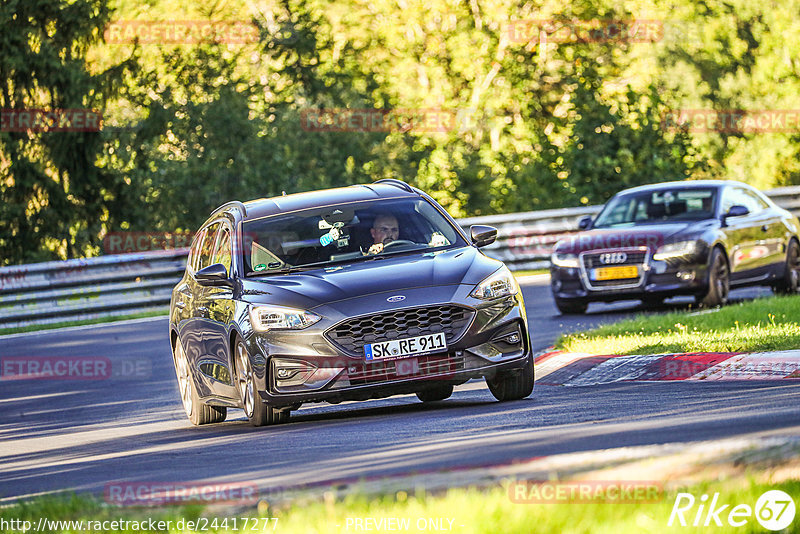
470 266 519 300
551 252 580 268
653 240 699 261
249 305 321 332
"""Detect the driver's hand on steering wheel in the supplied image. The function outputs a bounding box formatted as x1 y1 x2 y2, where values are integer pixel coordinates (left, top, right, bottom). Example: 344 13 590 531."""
366 243 384 255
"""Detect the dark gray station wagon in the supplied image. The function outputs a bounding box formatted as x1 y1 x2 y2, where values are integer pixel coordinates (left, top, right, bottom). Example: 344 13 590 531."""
170 180 534 426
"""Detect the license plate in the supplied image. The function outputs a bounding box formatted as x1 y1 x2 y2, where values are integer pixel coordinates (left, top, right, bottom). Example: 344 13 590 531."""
593 265 639 281
364 332 447 361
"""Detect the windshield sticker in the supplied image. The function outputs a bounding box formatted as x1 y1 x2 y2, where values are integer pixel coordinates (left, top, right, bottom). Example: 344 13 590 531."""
254 263 267 271
268 262 282 269
320 227 341 246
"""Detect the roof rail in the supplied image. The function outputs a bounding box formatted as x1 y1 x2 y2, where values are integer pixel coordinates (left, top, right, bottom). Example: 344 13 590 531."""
210 200 248 218
373 179 416 193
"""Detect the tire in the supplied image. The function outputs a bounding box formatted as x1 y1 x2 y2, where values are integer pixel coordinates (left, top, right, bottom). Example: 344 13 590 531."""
234 337 288 426
554 297 588 315
486 353 534 402
173 337 227 425
773 239 800 295
416 384 454 402
698 247 730 308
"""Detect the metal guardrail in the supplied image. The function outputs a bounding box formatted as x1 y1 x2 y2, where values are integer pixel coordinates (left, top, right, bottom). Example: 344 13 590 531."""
1 186 798 329
0 250 187 329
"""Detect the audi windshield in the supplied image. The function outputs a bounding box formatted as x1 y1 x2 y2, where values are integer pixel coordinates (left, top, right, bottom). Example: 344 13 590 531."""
241 198 466 275
592 187 718 228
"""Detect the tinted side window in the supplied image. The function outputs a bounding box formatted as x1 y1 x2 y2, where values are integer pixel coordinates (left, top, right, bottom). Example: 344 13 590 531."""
212 227 232 273
722 188 762 215
187 228 206 274
197 222 221 271
743 189 769 210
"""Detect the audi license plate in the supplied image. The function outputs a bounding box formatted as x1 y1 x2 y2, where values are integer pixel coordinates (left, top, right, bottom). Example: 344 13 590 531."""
592 265 639 281
364 332 447 361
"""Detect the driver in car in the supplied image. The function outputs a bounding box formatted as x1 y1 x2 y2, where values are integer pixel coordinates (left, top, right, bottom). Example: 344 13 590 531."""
366 213 400 255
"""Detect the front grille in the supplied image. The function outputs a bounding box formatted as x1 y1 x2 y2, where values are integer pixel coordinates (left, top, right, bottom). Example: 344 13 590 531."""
326 305 474 356
582 251 647 269
581 249 648 289
347 354 465 385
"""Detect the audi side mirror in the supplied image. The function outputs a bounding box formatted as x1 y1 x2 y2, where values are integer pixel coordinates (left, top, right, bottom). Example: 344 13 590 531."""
470 225 497 248
195 263 232 287
721 205 749 226
578 215 593 230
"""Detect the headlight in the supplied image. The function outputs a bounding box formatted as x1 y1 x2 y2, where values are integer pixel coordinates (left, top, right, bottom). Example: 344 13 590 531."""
653 240 698 261
551 252 580 268
470 266 519 300
249 305 321 332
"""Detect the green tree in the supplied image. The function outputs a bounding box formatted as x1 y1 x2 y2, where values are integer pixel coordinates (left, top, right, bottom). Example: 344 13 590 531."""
0 0 135 264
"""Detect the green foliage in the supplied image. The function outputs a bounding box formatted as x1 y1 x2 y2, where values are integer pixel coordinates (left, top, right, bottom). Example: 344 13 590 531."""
0 0 135 263
3 0 798 264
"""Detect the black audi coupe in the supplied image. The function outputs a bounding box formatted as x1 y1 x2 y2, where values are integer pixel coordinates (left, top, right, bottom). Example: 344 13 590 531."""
169 180 533 426
550 180 800 314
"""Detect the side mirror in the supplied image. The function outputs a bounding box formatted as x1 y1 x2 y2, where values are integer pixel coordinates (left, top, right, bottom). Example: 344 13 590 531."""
195 263 232 286
470 225 497 248
722 205 749 226
578 215 593 230
725 205 749 218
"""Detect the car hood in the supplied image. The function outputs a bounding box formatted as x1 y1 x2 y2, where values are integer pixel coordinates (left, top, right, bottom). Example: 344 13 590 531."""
554 221 713 254
239 246 501 309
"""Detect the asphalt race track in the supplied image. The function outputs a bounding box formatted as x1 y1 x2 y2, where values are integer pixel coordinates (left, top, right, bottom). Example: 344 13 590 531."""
1 276 797 504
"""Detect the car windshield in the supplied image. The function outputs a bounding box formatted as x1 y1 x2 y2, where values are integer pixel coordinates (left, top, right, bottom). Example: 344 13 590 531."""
241 197 465 275
592 187 717 228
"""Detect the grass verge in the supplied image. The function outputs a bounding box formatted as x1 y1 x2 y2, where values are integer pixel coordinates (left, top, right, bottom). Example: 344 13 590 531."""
1 477 797 533
0 309 168 336
556 295 800 355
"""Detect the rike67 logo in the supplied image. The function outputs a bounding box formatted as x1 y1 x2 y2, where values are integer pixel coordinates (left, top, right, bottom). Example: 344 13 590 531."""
668 490 795 531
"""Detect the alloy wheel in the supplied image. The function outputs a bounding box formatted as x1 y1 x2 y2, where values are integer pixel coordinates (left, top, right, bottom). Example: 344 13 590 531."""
174 341 193 417
236 341 255 418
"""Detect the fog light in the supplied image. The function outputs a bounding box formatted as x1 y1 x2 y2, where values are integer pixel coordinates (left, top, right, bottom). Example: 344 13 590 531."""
272 358 344 391
272 359 315 386
677 270 695 281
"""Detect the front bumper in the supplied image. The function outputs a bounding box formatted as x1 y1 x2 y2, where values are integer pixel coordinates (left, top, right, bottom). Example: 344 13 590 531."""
551 256 710 303
244 286 530 408
258 353 529 407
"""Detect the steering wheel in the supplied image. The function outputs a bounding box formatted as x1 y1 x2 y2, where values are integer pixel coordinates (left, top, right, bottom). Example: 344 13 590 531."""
381 239 416 250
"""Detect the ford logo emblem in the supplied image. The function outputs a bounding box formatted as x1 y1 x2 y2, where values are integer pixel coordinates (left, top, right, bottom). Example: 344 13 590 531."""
386 295 406 303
